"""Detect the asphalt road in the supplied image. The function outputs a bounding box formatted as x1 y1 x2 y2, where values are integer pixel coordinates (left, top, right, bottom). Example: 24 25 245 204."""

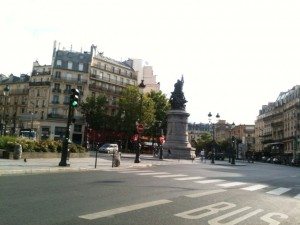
1 161 300 225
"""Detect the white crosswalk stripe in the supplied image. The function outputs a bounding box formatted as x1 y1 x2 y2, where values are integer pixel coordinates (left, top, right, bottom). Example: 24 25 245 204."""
218 182 247 188
137 172 170 176
119 170 154 173
241 184 268 191
194 179 225 184
185 189 227 198
154 174 187 178
174 176 205 181
266 187 291 196
294 194 300 199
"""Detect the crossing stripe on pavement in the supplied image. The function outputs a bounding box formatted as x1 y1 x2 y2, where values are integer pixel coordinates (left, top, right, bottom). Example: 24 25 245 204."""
79 199 172 220
119 170 154 173
194 179 225 184
137 172 170 175
174 176 205 181
294 194 300 199
185 189 227 198
218 182 246 188
266 187 291 195
154 174 187 178
241 184 268 191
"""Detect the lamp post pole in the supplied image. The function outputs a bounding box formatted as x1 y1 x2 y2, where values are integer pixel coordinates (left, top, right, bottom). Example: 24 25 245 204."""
134 80 146 163
208 112 220 164
229 122 236 165
2 85 10 136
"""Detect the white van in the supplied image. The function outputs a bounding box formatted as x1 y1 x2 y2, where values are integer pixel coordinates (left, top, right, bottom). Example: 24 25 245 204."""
98 143 119 154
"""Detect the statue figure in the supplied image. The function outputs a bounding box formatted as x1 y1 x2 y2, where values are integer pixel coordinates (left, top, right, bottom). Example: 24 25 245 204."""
169 76 187 110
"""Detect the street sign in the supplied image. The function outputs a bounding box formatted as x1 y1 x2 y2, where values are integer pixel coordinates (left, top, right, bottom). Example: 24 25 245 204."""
136 124 144 134
131 134 139 141
159 135 165 144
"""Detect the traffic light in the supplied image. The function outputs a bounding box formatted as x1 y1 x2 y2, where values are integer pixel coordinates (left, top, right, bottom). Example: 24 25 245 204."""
70 88 80 108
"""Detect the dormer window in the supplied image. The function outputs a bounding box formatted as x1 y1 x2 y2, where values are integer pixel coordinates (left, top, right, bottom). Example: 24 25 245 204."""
57 60 62 66
68 61 73 70
79 63 84 71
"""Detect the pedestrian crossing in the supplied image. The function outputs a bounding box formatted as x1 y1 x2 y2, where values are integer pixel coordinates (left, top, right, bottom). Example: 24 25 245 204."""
117 168 300 200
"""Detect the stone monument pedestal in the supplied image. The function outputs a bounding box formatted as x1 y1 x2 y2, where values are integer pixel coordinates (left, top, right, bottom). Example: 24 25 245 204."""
162 110 195 159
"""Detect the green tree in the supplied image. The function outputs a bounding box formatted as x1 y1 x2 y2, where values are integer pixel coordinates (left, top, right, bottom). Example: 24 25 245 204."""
80 95 108 131
118 86 155 139
195 132 212 153
146 90 170 136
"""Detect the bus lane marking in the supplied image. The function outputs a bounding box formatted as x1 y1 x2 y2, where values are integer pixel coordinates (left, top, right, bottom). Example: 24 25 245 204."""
79 199 172 220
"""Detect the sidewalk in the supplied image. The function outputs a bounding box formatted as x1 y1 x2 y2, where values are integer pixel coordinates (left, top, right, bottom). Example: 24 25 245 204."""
0 153 195 176
0 153 248 176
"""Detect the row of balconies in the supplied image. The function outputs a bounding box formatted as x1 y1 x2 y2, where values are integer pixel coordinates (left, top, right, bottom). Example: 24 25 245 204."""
52 88 84 96
90 73 128 87
29 81 51 87
89 83 122 95
52 76 88 84
91 63 137 79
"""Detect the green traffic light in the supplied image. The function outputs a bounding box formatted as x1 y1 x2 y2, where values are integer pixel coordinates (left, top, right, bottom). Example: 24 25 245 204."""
71 101 78 107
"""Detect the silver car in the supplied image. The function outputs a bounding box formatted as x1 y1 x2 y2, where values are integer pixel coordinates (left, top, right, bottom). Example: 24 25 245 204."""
98 143 119 154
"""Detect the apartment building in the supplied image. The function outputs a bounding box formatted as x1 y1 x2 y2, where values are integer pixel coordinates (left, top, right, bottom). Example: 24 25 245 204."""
0 42 145 144
255 85 300 164
0 74 30 135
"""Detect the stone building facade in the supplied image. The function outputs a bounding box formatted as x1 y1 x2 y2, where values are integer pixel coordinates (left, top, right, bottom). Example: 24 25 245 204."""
0 42 161 145
255 85 300 164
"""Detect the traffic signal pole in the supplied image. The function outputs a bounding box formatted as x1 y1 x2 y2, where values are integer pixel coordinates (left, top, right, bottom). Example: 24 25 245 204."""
59 89 79 167
59 103 73 167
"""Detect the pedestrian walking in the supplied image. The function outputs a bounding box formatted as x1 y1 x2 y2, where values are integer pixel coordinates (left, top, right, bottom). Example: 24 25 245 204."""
200 149 205 163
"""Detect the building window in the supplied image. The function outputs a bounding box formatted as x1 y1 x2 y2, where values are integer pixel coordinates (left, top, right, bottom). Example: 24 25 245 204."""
55 71 61 78
64 95 70 104
68 61 73 70
52 95 59 104
51 108 58 115
79 63 84 71
78 74 82 82
74 125 82 132
57 60 62 66
54 127 66 138
66 84 71 91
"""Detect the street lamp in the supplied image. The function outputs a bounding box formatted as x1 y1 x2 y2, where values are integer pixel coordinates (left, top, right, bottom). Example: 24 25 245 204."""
155 121 164 160
134 80 146 163
2 85 10 136
229 122 236 165
208 112 220 164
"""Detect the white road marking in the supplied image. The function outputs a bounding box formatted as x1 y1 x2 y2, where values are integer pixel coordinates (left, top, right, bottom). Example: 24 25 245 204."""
185 189 227 198
154 174 187 178
119 170 154 173
266 187 291 196
218 182 246 188
79 199 172 220
294 194 300 199
194 179 225 184
174 176 205 181
137 172 170 176
241 184 268 191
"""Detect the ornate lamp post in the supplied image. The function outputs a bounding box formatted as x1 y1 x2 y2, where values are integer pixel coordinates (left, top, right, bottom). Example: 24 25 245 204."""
208 112 220 164
134 80 146 163
228 122 235 164
2 85 10 136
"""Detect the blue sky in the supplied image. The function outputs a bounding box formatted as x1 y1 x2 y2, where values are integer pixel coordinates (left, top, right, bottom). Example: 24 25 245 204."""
1 0 300 125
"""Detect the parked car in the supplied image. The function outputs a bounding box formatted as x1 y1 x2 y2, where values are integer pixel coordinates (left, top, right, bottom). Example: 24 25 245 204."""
98 143 119 154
